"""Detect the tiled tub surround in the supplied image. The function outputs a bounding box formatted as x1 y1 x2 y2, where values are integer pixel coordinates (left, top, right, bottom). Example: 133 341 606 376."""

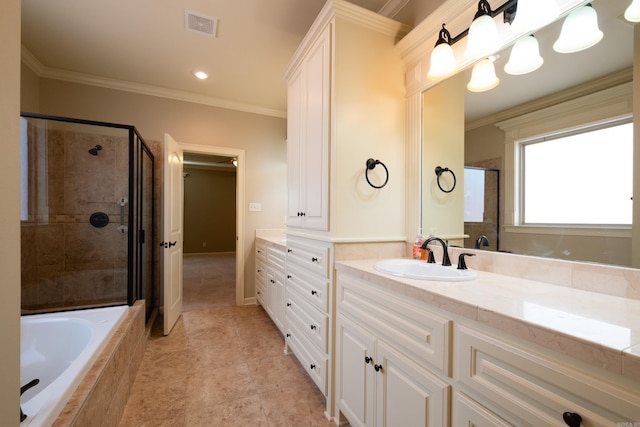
335 254 640 384
52 301 145 427
21 125 131 311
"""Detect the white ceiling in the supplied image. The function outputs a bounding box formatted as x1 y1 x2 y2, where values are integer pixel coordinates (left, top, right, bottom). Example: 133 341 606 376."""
21 0 633 121
21 0 397 118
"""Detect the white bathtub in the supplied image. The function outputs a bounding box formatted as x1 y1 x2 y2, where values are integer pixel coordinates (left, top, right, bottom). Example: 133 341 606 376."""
20 305 129 427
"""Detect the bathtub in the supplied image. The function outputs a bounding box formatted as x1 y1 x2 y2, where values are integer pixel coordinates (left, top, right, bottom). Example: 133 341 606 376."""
20 305 129 427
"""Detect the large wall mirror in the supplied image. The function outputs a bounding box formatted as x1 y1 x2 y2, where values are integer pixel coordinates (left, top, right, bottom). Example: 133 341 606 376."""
422 0 637 267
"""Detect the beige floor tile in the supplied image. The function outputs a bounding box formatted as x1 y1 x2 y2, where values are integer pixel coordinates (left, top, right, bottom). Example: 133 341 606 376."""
184 395 268 427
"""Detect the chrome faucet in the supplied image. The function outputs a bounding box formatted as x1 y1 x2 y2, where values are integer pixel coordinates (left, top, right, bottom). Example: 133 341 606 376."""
475 235 489 249
421 237 451 266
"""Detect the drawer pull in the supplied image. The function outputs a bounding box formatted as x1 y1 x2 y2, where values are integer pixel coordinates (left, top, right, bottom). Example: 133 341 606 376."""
286 333 291 338
287 275 292 279
287 249 292 253
364 356 373 364
311 290 318 296
286 302 292 307
257 269 262 273
310 324 317 330
270 279 275 284
257 291 261 295
374 364 383 372
310 364 316 370
311 257 318 263
562 412 582 427
257 250 261 253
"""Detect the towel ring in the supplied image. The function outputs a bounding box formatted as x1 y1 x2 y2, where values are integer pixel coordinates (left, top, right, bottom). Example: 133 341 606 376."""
365 158 389 189
435 166 456 193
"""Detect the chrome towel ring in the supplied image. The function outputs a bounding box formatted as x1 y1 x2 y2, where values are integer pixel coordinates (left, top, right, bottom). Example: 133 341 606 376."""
435 166 456 193
365 158 389 189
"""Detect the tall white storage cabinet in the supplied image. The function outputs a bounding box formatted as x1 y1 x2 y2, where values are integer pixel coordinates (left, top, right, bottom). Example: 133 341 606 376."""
282 0 411 421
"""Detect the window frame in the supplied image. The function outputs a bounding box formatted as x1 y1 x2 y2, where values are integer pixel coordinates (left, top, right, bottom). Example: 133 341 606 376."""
496 82 633 239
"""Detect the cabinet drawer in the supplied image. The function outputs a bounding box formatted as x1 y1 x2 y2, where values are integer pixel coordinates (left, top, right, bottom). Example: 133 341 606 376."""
256 242 267 263
285 262 329 313
286 322 328 396
286 239 331 279
452 392 512 427
268 246 286 272
337 273 451 376
456 324 640 426
256 281 267 306
286 287 329 353
255 260 267 285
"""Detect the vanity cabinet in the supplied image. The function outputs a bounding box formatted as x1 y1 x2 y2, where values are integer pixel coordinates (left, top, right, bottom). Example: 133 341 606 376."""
255 239 286 334
284 236 333 396
455 324 640 426
336 271 452 427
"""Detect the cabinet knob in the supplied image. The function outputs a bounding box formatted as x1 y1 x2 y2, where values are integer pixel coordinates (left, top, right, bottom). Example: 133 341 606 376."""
287 275 292 279
257 269 262 273
257 291 261 295
562 412 582 427
287 249 292 253
311 257 318 263
310 324 317 330
270 279 275 283
310 364 316 370
311 290 318 296
257 250 261 253
374 364 383 372
287 302 292 307
364 356 373 364
286 333 291 338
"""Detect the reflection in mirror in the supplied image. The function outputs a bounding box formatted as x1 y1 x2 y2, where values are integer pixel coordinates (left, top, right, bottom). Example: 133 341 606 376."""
463 166 500 252
423 0 636 267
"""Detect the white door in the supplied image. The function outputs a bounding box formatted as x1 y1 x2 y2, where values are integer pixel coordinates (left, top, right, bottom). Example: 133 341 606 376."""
163 133 184 335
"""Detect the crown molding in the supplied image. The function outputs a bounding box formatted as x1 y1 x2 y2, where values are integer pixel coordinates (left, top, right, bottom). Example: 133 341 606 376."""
21 45 286 119
378 0 412 19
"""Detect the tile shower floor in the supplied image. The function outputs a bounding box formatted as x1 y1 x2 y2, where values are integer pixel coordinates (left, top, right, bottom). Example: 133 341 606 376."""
118 253 337 426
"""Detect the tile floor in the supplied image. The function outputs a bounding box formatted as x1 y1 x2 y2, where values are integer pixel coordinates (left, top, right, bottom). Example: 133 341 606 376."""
118 253 336 426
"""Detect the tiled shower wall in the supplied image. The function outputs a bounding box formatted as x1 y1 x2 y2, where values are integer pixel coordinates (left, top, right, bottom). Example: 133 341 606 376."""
21 124 131 311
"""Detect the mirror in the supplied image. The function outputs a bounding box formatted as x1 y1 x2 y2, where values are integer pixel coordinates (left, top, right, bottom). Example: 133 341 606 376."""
422 0 636 267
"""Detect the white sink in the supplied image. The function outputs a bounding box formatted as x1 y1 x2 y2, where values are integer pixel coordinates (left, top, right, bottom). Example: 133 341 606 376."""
374 258 478 282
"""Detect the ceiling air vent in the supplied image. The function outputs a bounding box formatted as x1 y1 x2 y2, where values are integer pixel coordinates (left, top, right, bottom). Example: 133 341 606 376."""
185 10 218 37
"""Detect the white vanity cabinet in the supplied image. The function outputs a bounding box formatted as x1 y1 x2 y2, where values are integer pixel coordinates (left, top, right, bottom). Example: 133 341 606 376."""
336 271 452 427
255 239 286 334
284 236 333 396
455 324 640 426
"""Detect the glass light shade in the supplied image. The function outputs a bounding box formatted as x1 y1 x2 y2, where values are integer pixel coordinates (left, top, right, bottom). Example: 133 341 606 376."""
504 35 544 75
467 58 500 92
464 14 501 59
428 43 457 79
510 0 560 32
553 5 603 53
625 0 640 22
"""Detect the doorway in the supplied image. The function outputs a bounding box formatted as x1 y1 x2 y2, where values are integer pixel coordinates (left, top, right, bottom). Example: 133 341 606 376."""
180 144 245 306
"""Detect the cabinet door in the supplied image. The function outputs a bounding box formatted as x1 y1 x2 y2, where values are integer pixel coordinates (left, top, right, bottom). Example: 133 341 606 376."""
271 269 285 334
375 340 450 427
286 25 330 230
337 315 376 427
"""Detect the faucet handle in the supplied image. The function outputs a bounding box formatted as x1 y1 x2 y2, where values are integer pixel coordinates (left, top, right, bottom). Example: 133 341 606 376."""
425 248 436 263
457 253 476 270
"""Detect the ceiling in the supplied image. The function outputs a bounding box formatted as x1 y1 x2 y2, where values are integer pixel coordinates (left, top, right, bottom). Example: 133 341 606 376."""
21 0 398 118
21 0 632 122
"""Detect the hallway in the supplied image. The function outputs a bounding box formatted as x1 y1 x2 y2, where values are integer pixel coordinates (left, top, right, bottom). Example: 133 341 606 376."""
118 253 335 426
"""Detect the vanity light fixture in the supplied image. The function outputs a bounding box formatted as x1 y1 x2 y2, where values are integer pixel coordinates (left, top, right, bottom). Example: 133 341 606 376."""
625 0 640 22
553 3 603 53
504 34 543 75
510 0 560 32
192 70 209 80
464 0 502 59
467 56 500 92
427 24 458 79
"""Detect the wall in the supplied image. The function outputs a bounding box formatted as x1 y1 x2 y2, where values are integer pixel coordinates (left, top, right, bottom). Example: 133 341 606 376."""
1 0 22 423
183 167 236 254
33 78 287 300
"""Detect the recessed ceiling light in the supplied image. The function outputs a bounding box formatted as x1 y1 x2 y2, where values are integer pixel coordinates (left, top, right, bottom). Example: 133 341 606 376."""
193 70 209 80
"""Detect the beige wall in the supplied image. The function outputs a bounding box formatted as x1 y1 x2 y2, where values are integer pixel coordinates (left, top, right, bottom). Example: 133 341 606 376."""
26 77 287 302
183 167 236 254
1 0 22 423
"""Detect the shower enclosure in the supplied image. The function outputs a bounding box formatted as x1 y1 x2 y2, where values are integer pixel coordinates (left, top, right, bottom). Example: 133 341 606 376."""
19 113 155 318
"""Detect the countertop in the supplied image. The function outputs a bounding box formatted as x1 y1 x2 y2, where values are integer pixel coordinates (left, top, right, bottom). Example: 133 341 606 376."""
335 258 640 383
255 230 287 249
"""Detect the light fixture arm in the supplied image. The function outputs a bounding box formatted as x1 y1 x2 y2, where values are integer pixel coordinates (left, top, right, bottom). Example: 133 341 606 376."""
438 0 518 48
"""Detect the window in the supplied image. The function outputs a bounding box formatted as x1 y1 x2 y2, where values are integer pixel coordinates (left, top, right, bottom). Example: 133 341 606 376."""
520 119 632 225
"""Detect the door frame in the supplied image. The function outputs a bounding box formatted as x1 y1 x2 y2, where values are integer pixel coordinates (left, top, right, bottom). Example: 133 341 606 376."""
180 143 246 306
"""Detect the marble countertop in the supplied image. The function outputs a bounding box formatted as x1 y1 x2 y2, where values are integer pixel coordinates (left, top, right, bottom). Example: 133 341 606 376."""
255 230 287 249
335 259 640 383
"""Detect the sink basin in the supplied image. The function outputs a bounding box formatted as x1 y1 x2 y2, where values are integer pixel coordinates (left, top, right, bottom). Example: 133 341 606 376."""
374 258 478 281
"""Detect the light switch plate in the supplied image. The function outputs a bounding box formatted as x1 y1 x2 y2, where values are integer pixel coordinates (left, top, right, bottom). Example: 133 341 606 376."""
249 202 261 212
